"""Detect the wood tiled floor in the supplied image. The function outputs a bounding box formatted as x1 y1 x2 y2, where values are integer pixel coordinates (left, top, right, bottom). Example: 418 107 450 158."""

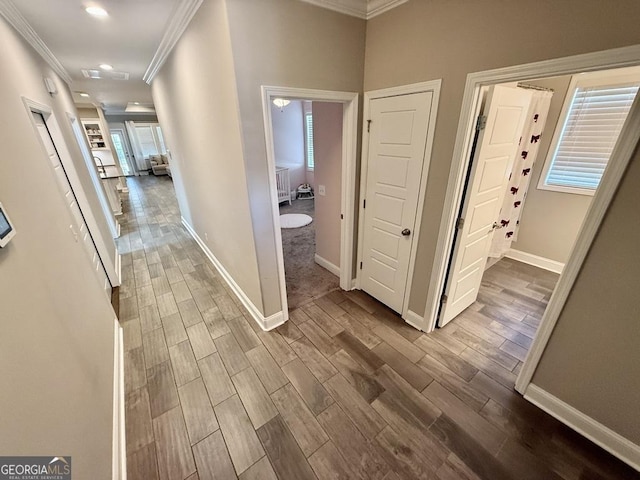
120 176 638 480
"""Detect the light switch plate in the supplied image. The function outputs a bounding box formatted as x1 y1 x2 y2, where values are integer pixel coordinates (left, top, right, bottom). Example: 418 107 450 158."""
318 185 326 196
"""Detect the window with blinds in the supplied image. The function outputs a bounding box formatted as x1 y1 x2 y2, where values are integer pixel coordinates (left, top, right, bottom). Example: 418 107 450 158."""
305 112 314 171
540 79 639 194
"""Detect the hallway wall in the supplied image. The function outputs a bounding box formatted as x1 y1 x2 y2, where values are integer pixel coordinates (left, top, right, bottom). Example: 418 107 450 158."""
0 17 116 479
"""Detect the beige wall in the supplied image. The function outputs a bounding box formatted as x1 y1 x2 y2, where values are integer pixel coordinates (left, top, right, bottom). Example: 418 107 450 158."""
271 100 307 190
313 102 343 268
511 76 593 263
532 138 640 444
226 0 365 315
0 17 115 478
364 0 640 314
151 0 262 309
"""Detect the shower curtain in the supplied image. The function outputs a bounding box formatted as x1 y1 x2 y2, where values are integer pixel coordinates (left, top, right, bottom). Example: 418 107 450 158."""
489 89 554 258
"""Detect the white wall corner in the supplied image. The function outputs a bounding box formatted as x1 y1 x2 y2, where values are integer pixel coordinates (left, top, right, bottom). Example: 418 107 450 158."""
112 319 126 480
525 384 640 472
314 254 341 277
403 309 425 331
505 249 565 274
182 218 286 332
143 0 204 83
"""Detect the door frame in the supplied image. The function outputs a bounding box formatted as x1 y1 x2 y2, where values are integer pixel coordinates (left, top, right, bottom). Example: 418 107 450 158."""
110 128 137 176
23 97 121 288
261 86 359 318
421 45 640 394
356 80 442 325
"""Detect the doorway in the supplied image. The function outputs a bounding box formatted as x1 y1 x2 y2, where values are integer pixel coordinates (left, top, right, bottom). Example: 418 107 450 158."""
422 46 640 398
262 86 358 318
111 129 136 176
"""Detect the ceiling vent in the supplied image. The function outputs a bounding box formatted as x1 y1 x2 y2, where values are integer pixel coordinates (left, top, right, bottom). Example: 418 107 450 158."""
81 69 129 80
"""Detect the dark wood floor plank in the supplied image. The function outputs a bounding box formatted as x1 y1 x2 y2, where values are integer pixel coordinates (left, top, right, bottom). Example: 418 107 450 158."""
127 442 159 480
372 323 424 363
323 373 387 440
125 347 147 392
372 307 423 342
298 320 341 357
316 403 390 480
308 440 359 480
228 316 262 352
496 438 564 480
147 361 180 418
198 352 236 406
289 307 313 325
168 340 200 387
414 335 478 381
459 348 517 389
126 387 154 454
290 337 339 383
239 456 277 480
500 339 528 362
424 326 468 356
245 344 289 394
215 395 265 475
328 349 385 404
271 383 329 457
451 327 519 371
334 330 385 373
276 320 303 344
258 330 298 366
314 295 347 319
257 415 317 480
332 312 382 349
435 453 481 480
178 377 219 445
339 298 379 328
214 333 251 376
375 425 443 479
372 342 434 391
232 367 278 429
192 430 237 480
282 358 334 415
153 406 196 480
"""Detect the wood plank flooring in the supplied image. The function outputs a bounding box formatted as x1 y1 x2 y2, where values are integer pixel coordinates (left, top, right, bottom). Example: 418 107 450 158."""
120 176 638 480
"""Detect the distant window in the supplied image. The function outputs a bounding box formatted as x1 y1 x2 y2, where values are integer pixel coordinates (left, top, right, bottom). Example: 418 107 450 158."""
539 71 640 195
134 123 167 157
305 112 314 171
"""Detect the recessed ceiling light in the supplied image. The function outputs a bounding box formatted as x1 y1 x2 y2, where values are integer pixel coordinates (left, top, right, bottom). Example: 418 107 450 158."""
99 64 113 71
134 102 140 105
85 6 108 17
79 93 90 97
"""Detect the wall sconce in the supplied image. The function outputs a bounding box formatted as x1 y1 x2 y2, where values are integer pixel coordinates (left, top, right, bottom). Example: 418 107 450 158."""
272 98 291 111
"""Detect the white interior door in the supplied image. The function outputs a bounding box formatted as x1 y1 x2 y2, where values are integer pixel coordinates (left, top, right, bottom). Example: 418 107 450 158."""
360 91 433 313
439 85 532 326
111 129 135 176
33 112 112 299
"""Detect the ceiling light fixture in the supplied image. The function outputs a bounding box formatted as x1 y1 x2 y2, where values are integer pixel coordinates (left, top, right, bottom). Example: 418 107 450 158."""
273 98 291 111
85 6 108 17
134 102 140 105
99 64 113 71
79 93 90 97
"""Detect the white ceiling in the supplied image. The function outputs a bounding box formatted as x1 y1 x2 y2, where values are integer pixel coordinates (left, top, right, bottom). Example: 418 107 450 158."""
13 0 179 113
6 0 406 114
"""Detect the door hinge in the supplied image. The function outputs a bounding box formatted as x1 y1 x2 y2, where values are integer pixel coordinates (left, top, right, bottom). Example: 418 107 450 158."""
456 218 464 230
476 115 487 131
360 262 363 270
363 199 366 209
440 293 448 305
340 213 344 220
367 120 372 133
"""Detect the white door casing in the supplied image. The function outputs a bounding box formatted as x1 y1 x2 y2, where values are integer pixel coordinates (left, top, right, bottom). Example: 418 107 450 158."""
33 112 111 299
439 85 532 326
360 91 433 313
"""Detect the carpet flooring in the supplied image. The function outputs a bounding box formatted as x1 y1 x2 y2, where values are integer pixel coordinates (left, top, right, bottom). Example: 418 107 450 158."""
279 198 339 310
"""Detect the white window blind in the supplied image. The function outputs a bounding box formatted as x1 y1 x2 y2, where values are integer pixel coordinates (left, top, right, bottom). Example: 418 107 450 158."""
305 113 314 170
544 84 639 191
135 126 158 157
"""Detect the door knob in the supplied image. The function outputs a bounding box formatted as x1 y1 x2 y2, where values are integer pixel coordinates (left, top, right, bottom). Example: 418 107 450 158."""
488 222 500 234
401 228 411 236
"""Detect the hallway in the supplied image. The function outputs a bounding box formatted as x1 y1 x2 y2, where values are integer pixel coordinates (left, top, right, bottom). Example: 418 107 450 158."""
119 177 636 480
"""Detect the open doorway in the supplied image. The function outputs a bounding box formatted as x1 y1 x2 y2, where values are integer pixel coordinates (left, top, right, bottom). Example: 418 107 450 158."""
270 98 344 309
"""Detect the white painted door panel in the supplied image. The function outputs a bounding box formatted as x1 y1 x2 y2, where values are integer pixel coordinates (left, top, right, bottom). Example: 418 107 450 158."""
33 113 111 300
361 92 433 313
440 86 532 326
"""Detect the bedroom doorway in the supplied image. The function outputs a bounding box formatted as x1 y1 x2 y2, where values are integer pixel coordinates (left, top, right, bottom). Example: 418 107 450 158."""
262 86 358 316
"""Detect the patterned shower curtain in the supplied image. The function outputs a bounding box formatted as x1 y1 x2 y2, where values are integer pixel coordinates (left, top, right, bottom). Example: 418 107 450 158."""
489 89 554 258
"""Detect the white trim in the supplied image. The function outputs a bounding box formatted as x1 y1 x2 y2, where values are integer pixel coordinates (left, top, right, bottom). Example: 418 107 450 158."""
356 80 442 320
425 44 640 337
525 384 640 471
112 318 126 480
182 218 285 331
367 0 409 18
314 254 341 277
298 0 407 19
403 310 425 331
505 249 565 274
0 0 72 84
143 0 203 83
115 247 122 284
261 86 359 318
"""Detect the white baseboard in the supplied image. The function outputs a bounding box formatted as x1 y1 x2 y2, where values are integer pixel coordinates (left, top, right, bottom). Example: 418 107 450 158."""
525 384 640 471
505 249 565 274
115 247 122 286
112 319 126 480
182 218 285 331
314 254 340 277
403 309 425 332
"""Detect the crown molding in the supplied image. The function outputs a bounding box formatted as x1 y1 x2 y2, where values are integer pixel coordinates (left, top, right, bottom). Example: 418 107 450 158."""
367 0 408 18
0 0 72 84
143 0 203 84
